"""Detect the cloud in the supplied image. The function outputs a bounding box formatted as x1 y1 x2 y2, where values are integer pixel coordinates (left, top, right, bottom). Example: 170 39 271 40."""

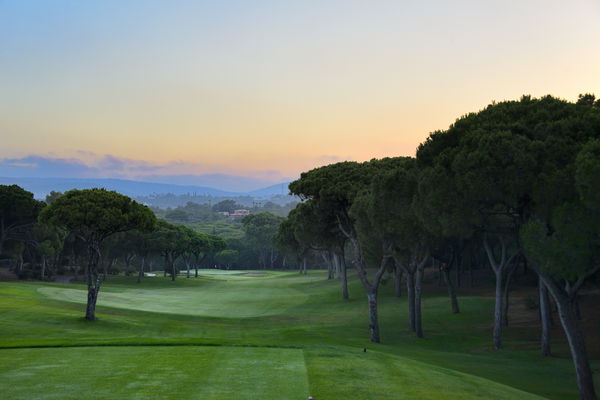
0 155 98 178
0 152 292 192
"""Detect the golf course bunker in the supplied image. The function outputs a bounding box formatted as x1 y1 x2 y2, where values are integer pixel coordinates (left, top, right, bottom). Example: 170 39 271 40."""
0 346 309 400
238 272 267 277
37 282 309 318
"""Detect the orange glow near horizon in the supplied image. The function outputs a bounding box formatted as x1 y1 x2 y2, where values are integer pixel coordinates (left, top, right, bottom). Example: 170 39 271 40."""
1 1 599 179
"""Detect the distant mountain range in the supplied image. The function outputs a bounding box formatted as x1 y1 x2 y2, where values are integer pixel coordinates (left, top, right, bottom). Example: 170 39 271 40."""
0 177 292 200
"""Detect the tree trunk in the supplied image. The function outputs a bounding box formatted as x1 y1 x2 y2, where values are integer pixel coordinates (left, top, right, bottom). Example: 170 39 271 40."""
406 271 416 332
85 245 101 321
303 257 307 275
415 265 424 338
367 290 380 343
333 252 340 278
337 251 349 300
41 257 46 280
394 265 403 297
539 277 552 357
85 282 100 320
554 293 597 400
483 237 517 351
441 266 460 314
326 251 334 280
493 270 504 350
137 256 145 284
171 260 176 281
503 264 516 326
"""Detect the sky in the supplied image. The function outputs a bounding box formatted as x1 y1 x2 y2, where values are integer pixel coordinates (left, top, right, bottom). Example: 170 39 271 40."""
1 0 599 190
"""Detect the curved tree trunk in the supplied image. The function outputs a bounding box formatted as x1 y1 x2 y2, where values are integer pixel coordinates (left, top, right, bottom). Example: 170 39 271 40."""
554 292 597 400
539 277 552 357
503 264 516 326
441 266 460 314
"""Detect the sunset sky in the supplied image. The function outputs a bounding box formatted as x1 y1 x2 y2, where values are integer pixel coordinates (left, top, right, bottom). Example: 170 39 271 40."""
1 0 599 189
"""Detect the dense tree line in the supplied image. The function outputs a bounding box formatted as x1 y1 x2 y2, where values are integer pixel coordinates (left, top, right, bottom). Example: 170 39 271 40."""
0 187 231 319
279 94 600 400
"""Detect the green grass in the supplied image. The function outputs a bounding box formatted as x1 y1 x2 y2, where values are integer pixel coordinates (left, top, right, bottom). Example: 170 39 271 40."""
0 270 597 399
0 346 308 400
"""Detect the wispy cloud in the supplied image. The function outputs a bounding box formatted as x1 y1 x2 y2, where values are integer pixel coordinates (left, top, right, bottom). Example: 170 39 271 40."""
0 153 294 192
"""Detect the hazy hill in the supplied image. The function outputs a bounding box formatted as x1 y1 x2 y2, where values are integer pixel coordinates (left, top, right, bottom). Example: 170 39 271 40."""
0 177 293 205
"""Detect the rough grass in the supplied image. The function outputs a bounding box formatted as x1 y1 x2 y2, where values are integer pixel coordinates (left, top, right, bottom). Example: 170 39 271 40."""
0 270 598 399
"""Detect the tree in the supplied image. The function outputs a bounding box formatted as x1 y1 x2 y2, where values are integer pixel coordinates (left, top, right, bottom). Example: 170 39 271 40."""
275 215 308 273
0 185 44 256
213 199 239 214
124 228 160 283
368 158 431 338
294 200 349 293
199 234 226 274
241 212 284 268
32 222 67 279
415 94 600 399
520 137 600 400
215 249 239 269
40 188 156 320
44 191 63 205
416 96 565 349
164 209 189 223
152 220 190 281
290 158 404 342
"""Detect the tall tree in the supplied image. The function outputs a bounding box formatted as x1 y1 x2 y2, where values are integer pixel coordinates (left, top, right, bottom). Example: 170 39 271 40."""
416 97 552 349
153 220 190 281
32 222 67 280
0 185 44 256
241 212 283 268
368 158 432 338
416 95 600 399
290 159 404 342
40 188 156 320
521 137 600 400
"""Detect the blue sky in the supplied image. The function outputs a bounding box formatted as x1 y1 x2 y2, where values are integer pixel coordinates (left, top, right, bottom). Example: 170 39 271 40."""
1 1 599 189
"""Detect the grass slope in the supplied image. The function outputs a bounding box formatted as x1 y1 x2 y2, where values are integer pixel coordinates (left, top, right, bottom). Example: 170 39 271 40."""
1 346 309 400
0 270 597 399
